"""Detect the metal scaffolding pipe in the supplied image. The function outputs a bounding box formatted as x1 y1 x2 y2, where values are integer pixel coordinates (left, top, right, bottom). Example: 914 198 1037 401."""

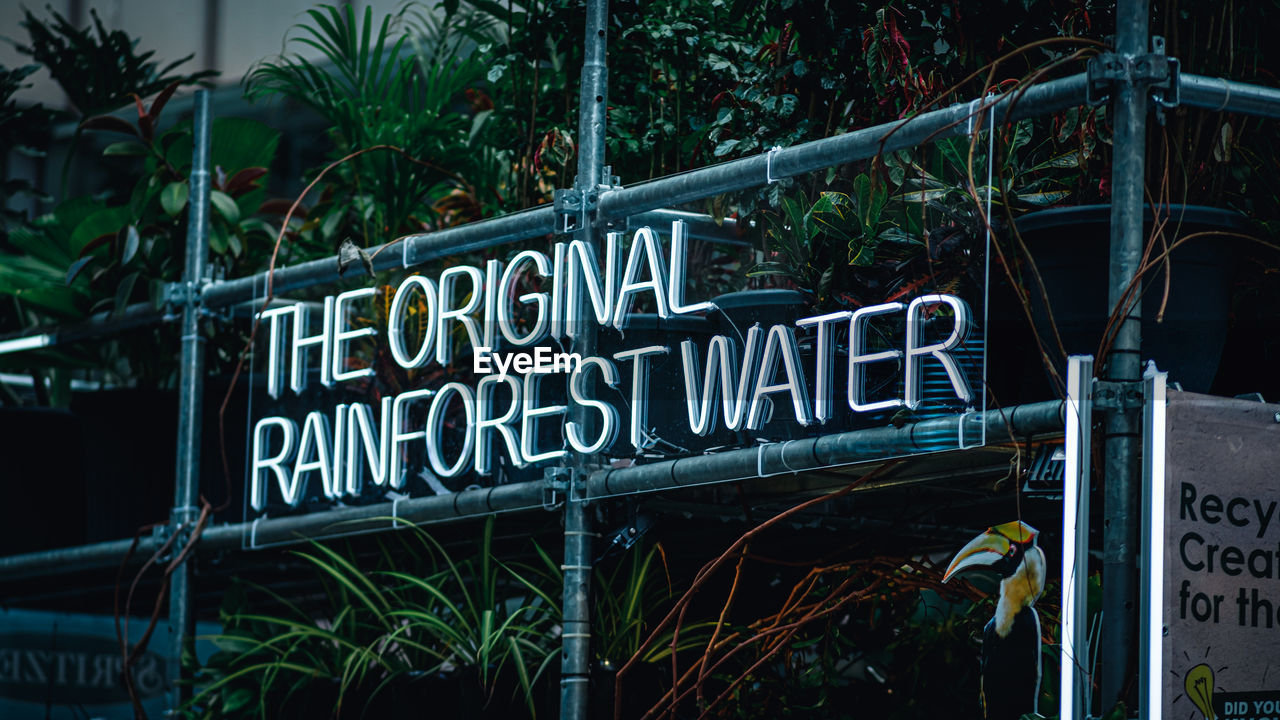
588 401 1063 497
0 400 1062 578
1179 73 1280 120
0 73 1092 357
0 536 162 580
13 67 1280 361
198 481 549 550
596 73 1090 221
1101 0 1149 709
0 302 166 355
201 204 558 309
561 0 609 717
167 88 212 707
0 482 548 583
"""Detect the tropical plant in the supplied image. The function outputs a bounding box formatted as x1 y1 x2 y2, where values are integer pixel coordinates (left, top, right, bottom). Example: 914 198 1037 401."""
750 186 892 306
184 517 559 719
244 3 497 244
0 85 283 391
11 7 216 119
0 63 57 243
0 15 279 394
10 6 217 195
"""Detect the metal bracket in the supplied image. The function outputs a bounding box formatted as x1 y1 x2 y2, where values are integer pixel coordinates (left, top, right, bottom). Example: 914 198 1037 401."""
1093 380 1145 411
553 189 592 234
1085 36 1179 108
554 166 620 235
543 467 572 509
152 505 199 563
165 280 202 308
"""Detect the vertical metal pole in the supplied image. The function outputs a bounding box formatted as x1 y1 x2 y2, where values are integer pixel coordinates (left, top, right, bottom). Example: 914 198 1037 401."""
1102 0 1148 710
561 2 608 719
168 89 212 708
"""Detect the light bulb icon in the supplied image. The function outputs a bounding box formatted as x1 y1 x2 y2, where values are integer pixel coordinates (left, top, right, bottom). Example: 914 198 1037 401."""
1184 663 1216 720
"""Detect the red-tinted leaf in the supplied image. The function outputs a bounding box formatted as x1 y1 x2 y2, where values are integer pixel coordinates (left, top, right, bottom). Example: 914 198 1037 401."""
148 80 181 121
225 167 268 196
79 115 140 137
65 256 95 286
78 232 116 258
259 198 306 217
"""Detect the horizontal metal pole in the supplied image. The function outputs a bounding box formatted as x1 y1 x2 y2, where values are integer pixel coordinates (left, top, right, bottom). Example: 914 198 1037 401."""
199 481 547 550
0 536 162 579
1179 73 1280 120
0 75 1090 355
0 401 1059 583
18 70 1280 354
0 302 166 355
0 481 547 582
209 71 1083 311
202 205 558 309
588 400 1064 497
597 74 1090 220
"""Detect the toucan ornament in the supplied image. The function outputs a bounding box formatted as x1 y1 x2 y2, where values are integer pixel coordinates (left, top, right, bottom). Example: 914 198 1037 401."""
943 520 1046 720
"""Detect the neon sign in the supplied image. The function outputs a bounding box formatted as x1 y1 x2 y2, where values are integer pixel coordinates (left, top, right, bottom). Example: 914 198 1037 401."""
246 220 981 514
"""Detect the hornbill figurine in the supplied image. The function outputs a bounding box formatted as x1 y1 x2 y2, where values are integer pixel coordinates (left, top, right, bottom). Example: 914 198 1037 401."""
943 520 1046 720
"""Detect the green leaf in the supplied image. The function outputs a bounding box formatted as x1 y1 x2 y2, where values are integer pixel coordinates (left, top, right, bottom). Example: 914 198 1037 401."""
69 206 131 257
121 225 140 264
320 207 344 241
713 138 740 157
1016 190 1072 206
222 688 254 713
210 190 240 225
162 129 193 171
65 256 94 286
112 271 140 318
103 141 148 157
208 221 229 255
210 117 280 175
161 182 188 217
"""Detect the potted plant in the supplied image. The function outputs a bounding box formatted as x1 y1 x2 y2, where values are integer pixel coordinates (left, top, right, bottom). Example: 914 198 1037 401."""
184 517 559 719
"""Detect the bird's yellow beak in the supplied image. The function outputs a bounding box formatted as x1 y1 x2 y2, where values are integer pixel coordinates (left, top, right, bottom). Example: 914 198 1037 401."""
942 520 1038 583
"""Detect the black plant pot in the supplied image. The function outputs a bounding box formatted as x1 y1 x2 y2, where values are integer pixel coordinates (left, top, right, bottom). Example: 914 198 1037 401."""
1005 204 1247 394
709 290 813 441
709 289 809 338
597 313 721 457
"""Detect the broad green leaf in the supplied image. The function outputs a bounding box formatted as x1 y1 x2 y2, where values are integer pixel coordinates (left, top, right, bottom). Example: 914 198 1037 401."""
210 117 280 175
1029 152 1082 172
68 206 131 257
103 141 148 157
210 190 240 225
1016 190 1072 206
163 130 194 171
208 221 229 255
713 138 740 157
895 188 950 203
112 271 140 318
121 225 140 264
221 688 254 713
161 182 189 217
65 256 94 286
